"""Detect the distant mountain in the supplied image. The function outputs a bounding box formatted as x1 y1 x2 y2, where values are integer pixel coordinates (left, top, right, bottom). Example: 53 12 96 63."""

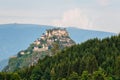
0 24 115 70
66 27 116 43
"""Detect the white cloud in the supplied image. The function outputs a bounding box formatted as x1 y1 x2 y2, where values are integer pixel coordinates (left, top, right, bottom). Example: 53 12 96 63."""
97 0 110 6
0 10 55 25
52 8 93 29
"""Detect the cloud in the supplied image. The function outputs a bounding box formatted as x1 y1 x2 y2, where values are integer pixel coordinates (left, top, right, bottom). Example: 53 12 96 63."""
0 10 53 25
52 8 93 29
97 0 110 6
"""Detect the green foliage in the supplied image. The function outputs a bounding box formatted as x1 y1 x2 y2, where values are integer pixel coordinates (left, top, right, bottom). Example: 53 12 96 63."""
92 68 106 80
115 56 120 77
80 71 91 80
1 35 120 80
0 72 21 80
68 72 80 80
81 54 98 73
51 42 60 55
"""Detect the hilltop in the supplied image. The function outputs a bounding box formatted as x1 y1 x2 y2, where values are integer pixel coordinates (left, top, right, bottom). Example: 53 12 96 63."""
4 28 75 72
32 28 75 52
0 24 115 70
1 34 120 80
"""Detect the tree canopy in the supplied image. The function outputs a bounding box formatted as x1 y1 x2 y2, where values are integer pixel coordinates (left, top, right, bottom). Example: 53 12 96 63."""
1 34 120 80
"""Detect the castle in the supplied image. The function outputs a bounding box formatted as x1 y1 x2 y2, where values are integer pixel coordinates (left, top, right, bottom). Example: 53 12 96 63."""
32 28 74 52
19 28 75 55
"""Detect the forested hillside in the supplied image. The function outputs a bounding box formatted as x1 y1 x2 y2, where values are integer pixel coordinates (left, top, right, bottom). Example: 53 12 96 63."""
3 28 75 72
0 24 115 62
0 24 115 71
0 34 120 80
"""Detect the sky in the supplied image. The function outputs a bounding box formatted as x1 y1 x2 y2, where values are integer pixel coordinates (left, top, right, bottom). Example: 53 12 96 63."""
0 0 120 33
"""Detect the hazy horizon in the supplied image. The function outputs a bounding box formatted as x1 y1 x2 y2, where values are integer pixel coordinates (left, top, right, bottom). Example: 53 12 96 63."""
0 0 120 33
0 23 117 34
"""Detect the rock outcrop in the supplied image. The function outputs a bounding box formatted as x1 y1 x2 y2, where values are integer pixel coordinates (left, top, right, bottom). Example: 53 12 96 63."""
3 28 75 72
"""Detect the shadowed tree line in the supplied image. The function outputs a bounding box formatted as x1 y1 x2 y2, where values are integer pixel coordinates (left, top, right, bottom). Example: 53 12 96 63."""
0 34 120 80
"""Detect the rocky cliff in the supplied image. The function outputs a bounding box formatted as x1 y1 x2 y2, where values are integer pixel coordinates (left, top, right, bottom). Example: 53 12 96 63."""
3 28 75 72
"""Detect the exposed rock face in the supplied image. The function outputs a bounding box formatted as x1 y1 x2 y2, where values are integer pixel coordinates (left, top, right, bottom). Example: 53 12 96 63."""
33 28 75 52
3 28 75 72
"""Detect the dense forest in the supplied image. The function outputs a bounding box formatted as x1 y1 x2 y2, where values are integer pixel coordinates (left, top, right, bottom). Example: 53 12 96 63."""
0 34 120 80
